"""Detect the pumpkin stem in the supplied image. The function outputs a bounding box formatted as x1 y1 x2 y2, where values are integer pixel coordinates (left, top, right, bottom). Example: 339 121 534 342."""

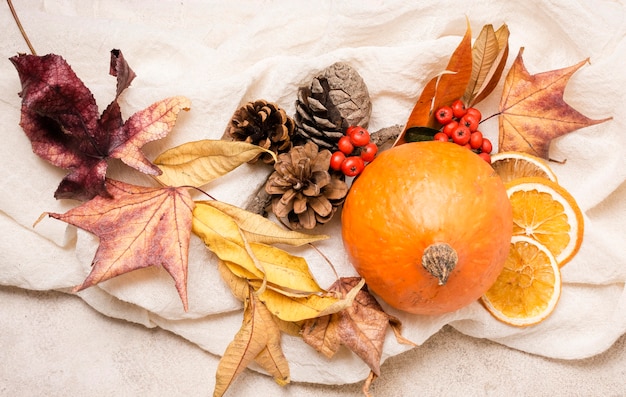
422 243 457 285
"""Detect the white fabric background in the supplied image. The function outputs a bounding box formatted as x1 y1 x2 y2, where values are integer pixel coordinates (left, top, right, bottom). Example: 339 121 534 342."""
1 0 625 392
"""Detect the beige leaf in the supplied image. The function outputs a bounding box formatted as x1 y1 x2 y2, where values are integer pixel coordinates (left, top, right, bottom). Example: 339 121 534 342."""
154 139 276 187
214 288 289 397
200 200 328 246
463 24 510 107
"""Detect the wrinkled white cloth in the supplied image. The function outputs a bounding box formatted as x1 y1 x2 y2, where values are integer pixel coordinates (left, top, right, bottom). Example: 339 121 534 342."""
1 0 625 385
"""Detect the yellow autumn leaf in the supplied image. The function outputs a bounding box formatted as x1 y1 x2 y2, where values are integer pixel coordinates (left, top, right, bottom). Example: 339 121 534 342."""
154 139 276 187
192 201 264 278
251 278 364 322
194 202 326 292
250 242 324 294
199 200 328 246
217 261 303 337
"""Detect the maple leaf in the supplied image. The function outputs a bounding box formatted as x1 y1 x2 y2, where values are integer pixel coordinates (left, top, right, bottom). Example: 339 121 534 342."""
214 285 290 397
10 50 191 201
47 178 195 310
301 277 416 376
498 48 612 159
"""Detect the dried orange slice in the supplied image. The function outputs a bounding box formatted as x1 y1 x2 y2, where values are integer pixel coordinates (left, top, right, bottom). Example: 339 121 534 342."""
505 177 584 267
491 151 558 184
481 236 561 327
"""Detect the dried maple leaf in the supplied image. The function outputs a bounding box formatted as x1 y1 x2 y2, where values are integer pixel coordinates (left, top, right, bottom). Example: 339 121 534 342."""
498 48 612 159
214 285 290 397
10 50 190 201
395 20 473 145
301 277 416 376
47 178 195 310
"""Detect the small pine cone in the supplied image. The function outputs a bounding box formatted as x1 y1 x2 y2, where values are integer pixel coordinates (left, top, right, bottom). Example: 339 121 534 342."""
293 62 372 151
226 99 296 164
265 141 349 230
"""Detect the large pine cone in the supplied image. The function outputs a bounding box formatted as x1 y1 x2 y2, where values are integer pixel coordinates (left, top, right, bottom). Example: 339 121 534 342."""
265 141 349 230
294 62 372 151
226 99 295 164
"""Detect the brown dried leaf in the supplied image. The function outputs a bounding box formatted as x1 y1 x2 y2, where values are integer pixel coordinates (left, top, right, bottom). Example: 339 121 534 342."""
498 48 612 159
214 287 289 397
301 277 416 376
395 19 473 146
47 179 194 310
462 24 509 107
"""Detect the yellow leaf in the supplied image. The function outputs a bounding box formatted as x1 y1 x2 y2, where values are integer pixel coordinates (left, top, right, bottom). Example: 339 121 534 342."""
250 242 324 294
192 202 263 278
200 200 328 246
217 261 303 336
217 260 250 301
154 139 276 187
463 24 509 106
214 289 289 397
251 278 363 322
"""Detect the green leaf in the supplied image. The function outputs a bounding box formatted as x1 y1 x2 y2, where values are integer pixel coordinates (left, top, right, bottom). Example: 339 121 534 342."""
404 126 440 142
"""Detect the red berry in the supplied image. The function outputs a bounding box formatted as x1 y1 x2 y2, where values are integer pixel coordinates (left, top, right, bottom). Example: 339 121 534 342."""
451 125 471 146
469 130 484 150
345 125 363 138
433 132 449 142
341 156 365 177
459 113 480 132
349 127 371 147
360 142 378 162
435 106 454 125
338 135 354 155
478 152 491 163
442 120 459 137
330 151 346 171
451 99 467 119
481 138 493 154
466 107 482 121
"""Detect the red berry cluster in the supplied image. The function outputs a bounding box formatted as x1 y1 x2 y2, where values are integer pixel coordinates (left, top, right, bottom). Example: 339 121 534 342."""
330 126 378 177
433 99 493 163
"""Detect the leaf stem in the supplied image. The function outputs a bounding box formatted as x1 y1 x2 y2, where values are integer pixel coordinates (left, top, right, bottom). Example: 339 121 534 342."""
480 111 502 124
7 0 37 55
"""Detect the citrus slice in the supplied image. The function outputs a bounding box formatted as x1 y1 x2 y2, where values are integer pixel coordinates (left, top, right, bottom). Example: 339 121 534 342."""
505 177 584 267
491 151 558 184
481 235 561 327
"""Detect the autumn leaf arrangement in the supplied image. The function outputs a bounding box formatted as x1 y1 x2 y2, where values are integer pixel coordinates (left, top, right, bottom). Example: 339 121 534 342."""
9 14 611 396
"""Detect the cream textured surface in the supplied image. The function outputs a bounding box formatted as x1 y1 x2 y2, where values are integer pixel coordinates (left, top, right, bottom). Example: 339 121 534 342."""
1 0 625 395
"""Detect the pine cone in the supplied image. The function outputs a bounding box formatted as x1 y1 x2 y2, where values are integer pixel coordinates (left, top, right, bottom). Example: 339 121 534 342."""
265 141 349 230
226 99 295 164
294 62 372 151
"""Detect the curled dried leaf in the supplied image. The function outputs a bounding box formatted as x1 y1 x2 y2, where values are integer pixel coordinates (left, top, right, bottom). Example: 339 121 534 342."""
462 24 509 107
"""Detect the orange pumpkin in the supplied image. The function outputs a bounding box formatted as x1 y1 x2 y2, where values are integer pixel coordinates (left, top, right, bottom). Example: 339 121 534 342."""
341 141 512 315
